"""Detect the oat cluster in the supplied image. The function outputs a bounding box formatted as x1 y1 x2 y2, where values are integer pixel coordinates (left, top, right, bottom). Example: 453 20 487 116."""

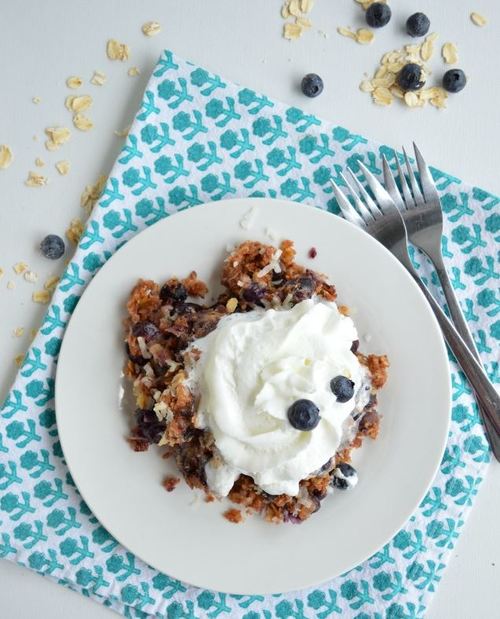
281 0 314 40
359 33 449 109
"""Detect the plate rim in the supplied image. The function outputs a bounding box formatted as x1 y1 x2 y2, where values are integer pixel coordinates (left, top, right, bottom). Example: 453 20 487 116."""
56 197 451 594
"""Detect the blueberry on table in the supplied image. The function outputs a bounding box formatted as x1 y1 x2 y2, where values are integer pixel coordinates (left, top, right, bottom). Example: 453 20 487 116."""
301 74 324 98
332 462 358 490
365 3 392 28
40 234 65 260
397 63 425 91
330 375 355 403
442 69 467 93
406 12 430 37
287 399 320 431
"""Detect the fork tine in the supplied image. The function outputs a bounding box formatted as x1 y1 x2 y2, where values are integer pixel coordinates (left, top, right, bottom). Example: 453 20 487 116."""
382 155 406 211
339 172 375 222
402 147 425 206
413 142 440 203
346 169 382 220
395 155 415 209
356 161 401 218
329 179 366 227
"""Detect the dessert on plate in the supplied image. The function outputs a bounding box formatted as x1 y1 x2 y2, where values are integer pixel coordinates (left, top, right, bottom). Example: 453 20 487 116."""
123 240 388 523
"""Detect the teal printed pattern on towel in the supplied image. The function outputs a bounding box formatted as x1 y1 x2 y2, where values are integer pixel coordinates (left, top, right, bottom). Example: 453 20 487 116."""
1 49 498 619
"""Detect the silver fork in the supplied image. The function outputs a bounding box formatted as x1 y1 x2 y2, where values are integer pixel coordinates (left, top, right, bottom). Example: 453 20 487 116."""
329 163 500 444
383 145 500 459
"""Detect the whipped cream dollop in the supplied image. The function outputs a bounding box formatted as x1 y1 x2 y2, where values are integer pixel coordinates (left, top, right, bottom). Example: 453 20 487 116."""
186 298 369 497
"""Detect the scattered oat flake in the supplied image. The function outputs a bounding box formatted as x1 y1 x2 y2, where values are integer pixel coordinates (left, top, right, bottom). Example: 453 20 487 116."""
13 327 24 337
442 42 458 64
24 270 38 283
66 76 83 89
33 290 51 304
80 174 107 215
0 267 3 279
65 94 93 112
142 21 161 36
338 26 357 40
45 126 71 151
288 0 301 16
66 217 84 244
356 28 374 44
373 86 393 106
114 125 131 137
13 262 29 274
128 66 140 77
44 275 59 291
30 328 37 338
56 160 70 175
470 12 487 26
359 80 374 93
7 280 15 289
404 91 421 108
284 22 303 40
107 39 130 61
0 145 13 169
420 33 438 61
25 171 48 187
300 0 314 11
32 96 41 104
35 157 45 167
73 113 93 131
14 354 24 367
91 70 107 86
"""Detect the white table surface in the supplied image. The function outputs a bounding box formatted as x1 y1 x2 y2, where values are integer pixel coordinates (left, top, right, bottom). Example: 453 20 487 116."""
0 1 498 617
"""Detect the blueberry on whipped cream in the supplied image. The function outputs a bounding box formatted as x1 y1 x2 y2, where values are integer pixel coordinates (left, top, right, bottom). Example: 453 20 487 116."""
185 298 371 498
287 399 321 431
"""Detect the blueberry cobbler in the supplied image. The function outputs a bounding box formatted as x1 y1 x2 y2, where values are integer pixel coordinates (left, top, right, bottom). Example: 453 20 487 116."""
123 241 389 523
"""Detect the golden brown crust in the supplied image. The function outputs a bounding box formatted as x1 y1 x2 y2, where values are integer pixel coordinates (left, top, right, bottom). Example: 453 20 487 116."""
367 354 390 389
182 271 208 298
223 508 243 524
162 476 180 492
126 279 161 322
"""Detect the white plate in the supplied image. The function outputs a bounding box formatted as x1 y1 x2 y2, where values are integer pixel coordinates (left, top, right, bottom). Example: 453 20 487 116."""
56 198 450 595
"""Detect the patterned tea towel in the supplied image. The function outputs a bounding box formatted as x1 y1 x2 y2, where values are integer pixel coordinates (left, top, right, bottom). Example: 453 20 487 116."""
1 49 499 619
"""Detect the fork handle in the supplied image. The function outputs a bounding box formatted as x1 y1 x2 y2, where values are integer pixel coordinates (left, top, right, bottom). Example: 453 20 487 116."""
406 268 500 436
433 258 481 360
432 256 500 460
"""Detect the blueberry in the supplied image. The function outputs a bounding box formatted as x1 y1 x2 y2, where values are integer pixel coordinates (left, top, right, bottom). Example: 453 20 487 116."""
330 376 355 403
242 283 266 304
406 12 430 37
301 74 324 98
365 2 391 28
132 321 160 341
397 63 425 91
442 69 466 93
287 399 320 431
40 234 65 260
332 463 358 490
160 283 187 304
135 409 165 444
